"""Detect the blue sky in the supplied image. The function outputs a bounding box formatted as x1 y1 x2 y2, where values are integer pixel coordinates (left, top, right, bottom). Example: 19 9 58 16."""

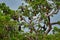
0 0 22 10
51 10 60 28
0 0 60 33
0 0 60 28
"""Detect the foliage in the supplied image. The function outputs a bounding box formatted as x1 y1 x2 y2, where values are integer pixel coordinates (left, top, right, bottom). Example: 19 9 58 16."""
0 0 60 40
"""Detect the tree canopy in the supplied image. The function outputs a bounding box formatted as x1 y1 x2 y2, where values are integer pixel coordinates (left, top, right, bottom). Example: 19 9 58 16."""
0 0 60 40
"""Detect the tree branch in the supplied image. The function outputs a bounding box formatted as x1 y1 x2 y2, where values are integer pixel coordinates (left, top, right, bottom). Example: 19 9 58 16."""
51 21 60 25
45 13 52 34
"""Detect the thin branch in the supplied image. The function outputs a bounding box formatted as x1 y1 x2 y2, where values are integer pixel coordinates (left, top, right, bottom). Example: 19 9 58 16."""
45 9 59 17
51 22 60 25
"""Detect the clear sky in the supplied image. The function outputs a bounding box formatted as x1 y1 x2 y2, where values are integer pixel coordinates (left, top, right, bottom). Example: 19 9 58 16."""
0 0 60 33
0 0 22 10
0 0 60 28
51 10 60 28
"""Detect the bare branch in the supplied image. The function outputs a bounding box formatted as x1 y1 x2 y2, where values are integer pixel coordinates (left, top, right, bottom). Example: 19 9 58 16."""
51 21 60 25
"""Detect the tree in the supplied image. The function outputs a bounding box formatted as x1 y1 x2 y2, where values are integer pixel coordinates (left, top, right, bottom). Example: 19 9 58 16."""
17 0 60 40
0 3 19 40
0 0 60 40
